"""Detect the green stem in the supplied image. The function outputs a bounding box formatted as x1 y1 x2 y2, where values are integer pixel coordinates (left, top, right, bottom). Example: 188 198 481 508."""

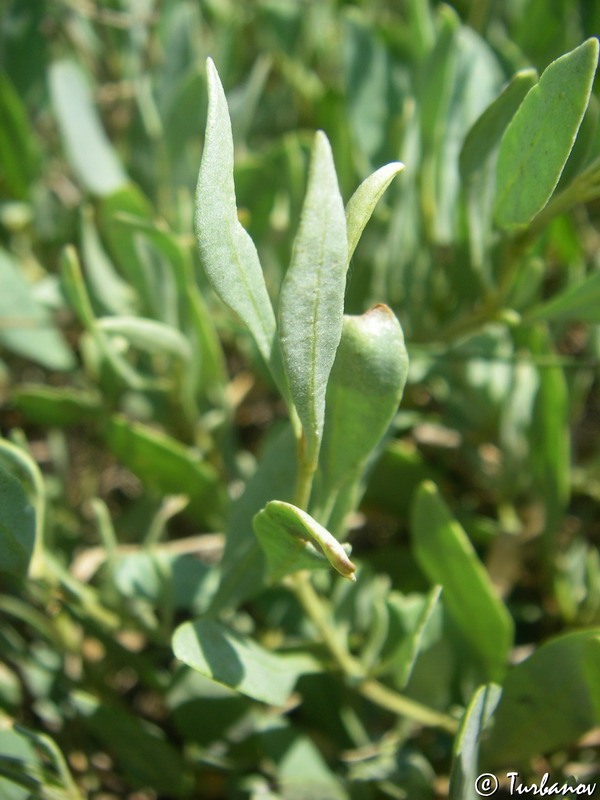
293 437 317 510
290 571 361 677
289 572 458 733
359 680 458 733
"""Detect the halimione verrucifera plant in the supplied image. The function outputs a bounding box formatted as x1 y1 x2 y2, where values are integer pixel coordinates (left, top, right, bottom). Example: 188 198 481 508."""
173 59 456 733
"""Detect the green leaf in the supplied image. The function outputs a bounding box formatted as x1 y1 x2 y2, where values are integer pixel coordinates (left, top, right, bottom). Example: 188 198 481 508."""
0 465 36 579
343 10 391 162
80 208 137 316
0 70 38 199
495 39 599 229
459 69 538 182
108 212 227 395
96 316 192 362
195 58 280 383
73 692 191 797
172 619 319 706
411 482 513 681
279 130 348 466
106 415 223 529
459 68 537 272
393 586 443 688
49 60 127 196
0 249 75 371
97 186 157 313
526 325 570 547
449 684 502 800
482 630 600 766
0 727 40 800
260 722 349 800
315 305 408 522
345 163 404 263
254 501 356 582
12 386 100 427
526 268 600 323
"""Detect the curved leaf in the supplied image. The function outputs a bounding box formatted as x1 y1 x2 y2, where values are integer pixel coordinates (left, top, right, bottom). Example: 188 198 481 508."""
196 59 280 383
254 500 356 582
345 163 404 262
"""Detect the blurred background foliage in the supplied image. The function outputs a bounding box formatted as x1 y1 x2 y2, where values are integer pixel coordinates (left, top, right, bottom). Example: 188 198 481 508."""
1 0 600 797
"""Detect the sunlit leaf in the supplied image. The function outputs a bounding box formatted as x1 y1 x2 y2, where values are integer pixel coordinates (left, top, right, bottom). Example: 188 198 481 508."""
495 39 599 229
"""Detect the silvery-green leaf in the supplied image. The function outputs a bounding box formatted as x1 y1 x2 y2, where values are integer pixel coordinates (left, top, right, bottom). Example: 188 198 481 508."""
196 58 280 385
345 162 404 263
278 131 348 467
0 249 74 371
315 304 408 523
49 61 127 197
97 316 192 362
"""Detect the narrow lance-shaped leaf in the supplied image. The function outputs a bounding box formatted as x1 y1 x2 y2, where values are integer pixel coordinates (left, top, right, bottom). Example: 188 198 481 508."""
49 61 127 196
526 268 600 323
412 481 514 681
278 131 348 467
315 304 408 523
196 58 281 386
97 316 192 363
495 38 599 230
449 684 502 800
459 68 538 182
254 500 356 582
0 466 36 579
345 163 404 263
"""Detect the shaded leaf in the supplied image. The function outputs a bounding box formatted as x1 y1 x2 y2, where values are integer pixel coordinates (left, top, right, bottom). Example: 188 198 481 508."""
0 70 38 198
209 424 297 614
526 268 600 323
12 386 100 427
449 684 502 800
0 465 36 579
106 415 222 528
73 692 190 797
172 619 319 706
482 630 600 766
